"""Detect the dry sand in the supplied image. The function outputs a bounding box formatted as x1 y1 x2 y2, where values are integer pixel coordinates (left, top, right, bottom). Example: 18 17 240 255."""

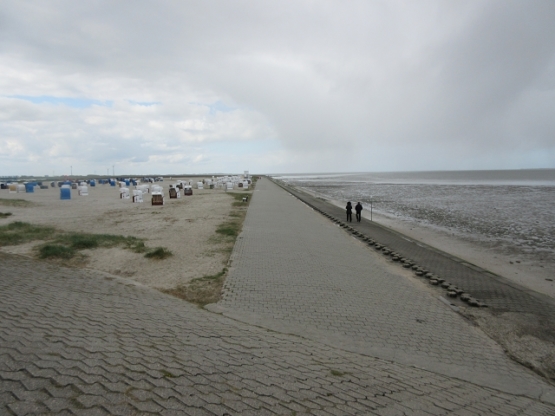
0 181 248 290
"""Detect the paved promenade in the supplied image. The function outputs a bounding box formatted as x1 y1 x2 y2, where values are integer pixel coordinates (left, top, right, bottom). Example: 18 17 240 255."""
1 179 555 414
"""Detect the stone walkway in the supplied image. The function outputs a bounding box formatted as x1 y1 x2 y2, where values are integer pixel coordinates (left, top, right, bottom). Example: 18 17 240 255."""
1 179 554 414
213 179 555 400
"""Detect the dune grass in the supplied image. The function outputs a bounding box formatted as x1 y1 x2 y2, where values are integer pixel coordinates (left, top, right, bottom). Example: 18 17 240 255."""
214 192 251 238
49 233 167 260
144 247 173 259
39 244 76 259
0 212 13 218
0 198 36 207
54 233 147 252
231 192 252 207
0 222 56 246
0 221 168 261
215 221 242 237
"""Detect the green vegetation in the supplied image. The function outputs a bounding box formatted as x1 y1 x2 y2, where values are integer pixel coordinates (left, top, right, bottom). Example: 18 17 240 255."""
144 247 173 259
0 221 168 262
0 198 36 207
55 233 147 253
230 192 252 207
0 212 13 218
215 192 252 237
163 268 227 306
215 221 242 237
0 222 56 246
39 244 76 259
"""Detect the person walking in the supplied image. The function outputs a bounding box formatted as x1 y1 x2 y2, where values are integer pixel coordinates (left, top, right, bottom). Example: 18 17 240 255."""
346 201 353 222
355 202 363 222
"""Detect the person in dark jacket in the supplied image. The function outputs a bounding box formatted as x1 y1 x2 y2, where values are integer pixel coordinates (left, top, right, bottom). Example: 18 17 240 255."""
346 201 353 222
355 202 363 222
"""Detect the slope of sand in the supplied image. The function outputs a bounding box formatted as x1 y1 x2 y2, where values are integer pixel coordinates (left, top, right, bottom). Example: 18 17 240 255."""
0 181 245 290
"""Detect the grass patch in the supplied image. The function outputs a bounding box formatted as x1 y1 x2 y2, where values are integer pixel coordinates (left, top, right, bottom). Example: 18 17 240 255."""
54 233 147 252
0 220 170 264
215 221 242 237
0 222 56 246
0 198 36 207
215 192 251 237
144 247 173 259
229 192 252 207
330 370 347 377
163 268 227 306
0 212 12 218
39 244 76 259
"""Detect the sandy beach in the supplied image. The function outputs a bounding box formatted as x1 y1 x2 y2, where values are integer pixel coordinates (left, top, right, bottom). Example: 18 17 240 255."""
0 180 249 290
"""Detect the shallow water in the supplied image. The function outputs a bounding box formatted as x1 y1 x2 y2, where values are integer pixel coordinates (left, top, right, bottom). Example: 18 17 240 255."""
276 170 555 263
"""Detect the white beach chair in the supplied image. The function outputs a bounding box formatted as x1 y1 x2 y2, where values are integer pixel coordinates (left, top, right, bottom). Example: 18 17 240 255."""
137 184 149 194
78 185 89 196
120 187 130 199
132 190 143 203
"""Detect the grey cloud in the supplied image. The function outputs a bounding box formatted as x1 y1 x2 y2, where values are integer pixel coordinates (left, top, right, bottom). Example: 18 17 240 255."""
0 0 554 175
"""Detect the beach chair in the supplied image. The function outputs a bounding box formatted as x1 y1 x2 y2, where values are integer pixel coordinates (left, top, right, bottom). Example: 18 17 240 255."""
133 190 143 203
136 184 148 195
78 185 89 196
169 188 180 199
151 192 164 205
120 187 130 199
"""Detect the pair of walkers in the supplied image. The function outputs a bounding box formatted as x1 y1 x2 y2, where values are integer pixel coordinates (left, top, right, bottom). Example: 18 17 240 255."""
346 201 363 222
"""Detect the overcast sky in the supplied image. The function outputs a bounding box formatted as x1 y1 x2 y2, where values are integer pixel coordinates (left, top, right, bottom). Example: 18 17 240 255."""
1 1 554 176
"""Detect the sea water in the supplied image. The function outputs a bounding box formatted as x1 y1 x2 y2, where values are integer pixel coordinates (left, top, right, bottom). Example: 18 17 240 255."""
274 170 555 263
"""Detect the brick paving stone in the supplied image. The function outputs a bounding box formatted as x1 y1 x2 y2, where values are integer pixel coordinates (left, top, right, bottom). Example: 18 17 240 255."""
279 180 555 351
217 178 555 401
2 194 555 416
7 400 50 415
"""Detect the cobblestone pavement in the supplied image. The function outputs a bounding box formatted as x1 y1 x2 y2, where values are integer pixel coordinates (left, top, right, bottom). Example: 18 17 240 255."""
2 256 555 415
215 179 555 401
273 179 555 382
